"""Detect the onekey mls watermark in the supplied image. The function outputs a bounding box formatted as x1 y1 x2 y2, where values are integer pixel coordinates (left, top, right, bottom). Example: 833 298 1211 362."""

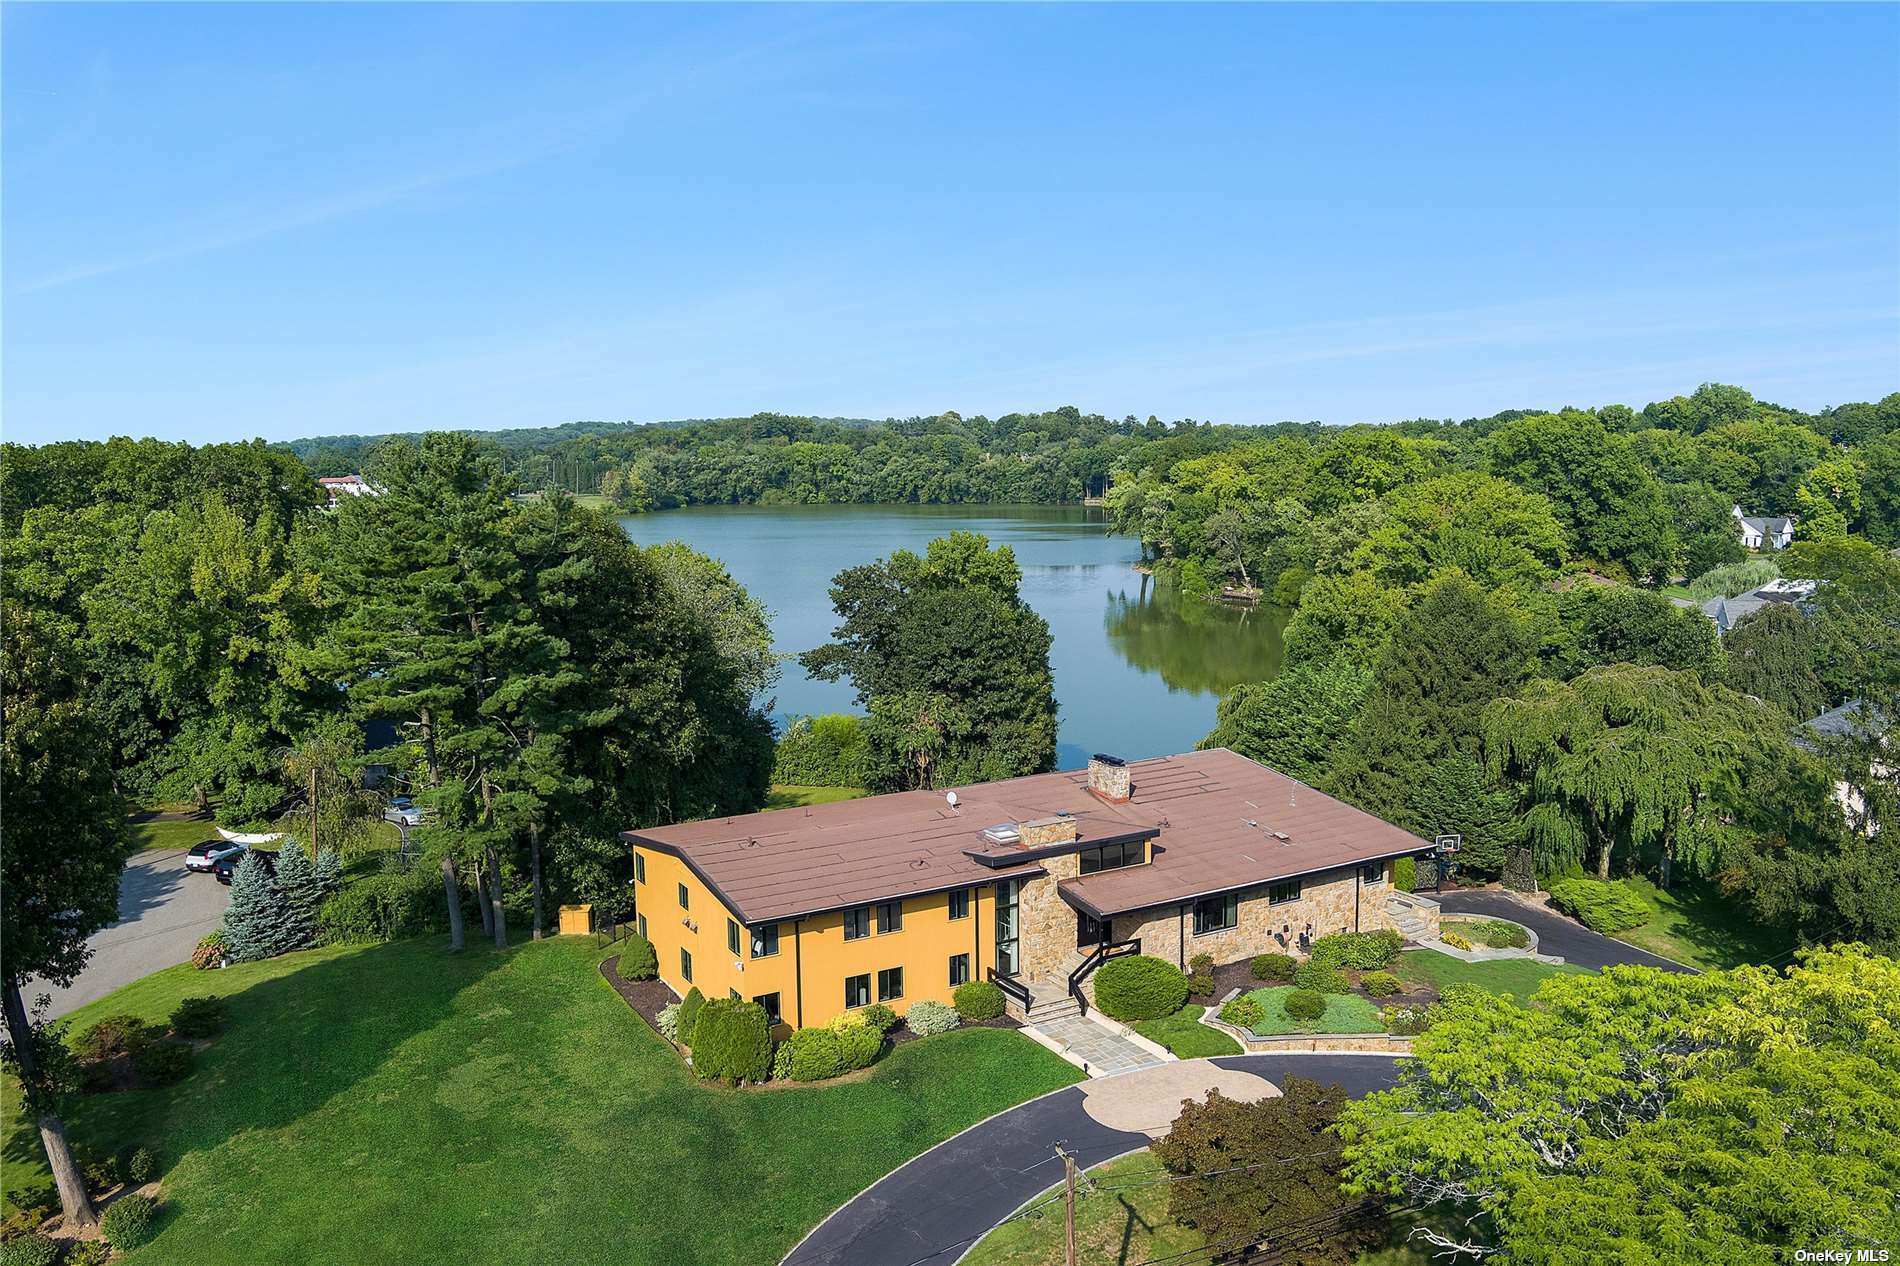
1794 1250 1890 1263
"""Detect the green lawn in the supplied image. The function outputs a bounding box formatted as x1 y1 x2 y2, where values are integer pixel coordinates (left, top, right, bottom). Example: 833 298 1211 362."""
4 937 1082 1263
765 783 867 809
1610 876 1792 971
1133 1005 1241 1058
1393 949 1588 1004
127 816 218 855
1243 987 1382 1035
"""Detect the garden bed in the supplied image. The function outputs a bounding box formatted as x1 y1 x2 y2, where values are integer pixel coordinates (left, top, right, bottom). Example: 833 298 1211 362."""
1239 987 1383 1036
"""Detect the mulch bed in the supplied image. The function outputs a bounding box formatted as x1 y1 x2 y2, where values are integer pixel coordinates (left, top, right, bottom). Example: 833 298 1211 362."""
1191 956 1440 1012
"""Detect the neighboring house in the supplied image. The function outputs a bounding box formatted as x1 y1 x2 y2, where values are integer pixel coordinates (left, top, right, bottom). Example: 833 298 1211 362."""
317 474 377 509
1700 577 1818 634
1795 700 1891 833
624 749 1438 1031
1732 504 1795 551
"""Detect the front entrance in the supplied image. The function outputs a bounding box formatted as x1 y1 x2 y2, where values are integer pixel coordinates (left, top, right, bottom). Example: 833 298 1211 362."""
1076 910 1106 950
994 879 1021 977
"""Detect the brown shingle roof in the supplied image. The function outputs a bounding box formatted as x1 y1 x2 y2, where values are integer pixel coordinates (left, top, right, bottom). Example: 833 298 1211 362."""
623 748 1429 925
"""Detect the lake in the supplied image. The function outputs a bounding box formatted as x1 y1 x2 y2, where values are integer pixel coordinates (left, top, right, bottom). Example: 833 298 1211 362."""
617 504 1288 768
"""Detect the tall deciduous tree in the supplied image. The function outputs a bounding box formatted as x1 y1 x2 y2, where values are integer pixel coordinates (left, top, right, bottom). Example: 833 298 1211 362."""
1721 604 1828 719
1 609 128 1229
1484 411 1674 582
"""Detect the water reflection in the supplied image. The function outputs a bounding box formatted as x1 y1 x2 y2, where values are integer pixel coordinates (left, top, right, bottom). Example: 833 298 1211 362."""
1103 573 1288 696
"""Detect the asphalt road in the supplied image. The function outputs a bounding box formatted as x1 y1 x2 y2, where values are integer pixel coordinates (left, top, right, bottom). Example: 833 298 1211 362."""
781 1053 1403 1266
1432 888 1694 973
25 847 231 1019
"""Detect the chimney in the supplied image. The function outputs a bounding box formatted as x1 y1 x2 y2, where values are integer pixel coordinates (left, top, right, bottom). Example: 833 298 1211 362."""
1086 754 1131 804
1018 815 1079 847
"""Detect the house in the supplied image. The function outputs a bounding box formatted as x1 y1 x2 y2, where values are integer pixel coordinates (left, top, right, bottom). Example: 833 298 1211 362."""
1700 577 1818 634
317 474 376 509
1732 504 1795 551
623 749 1440 1031
1795 700 1891 833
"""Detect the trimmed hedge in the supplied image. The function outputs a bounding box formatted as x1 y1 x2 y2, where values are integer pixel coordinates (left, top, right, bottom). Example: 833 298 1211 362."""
860 1003 899 1034
1092 955 1188 1022
1308 930 1404 971
1284 989 1326 1022
1548 878 1652 934
676 988 706 1046
1394 856 1416 892
953 979 1006 1021
1293 960 1346 995
1250 953 1296 983
616 934 658 981
1186 953 1214 997
771 1014 884 1082
1360 970 1401 998
101 1193 158 1250
905 1000 960 1036
689 999 773 1083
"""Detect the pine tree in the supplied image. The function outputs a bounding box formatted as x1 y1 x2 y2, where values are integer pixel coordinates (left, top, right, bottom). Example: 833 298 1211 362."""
274 841 320 950
221 851 289 962
312 846 342 902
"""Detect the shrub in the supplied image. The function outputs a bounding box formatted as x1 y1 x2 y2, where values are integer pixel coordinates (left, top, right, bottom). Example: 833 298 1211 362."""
1092 955 1189 1022
776 1027 846 1081
315 865 441 945
0 1235 60 1266
169 996 226 1039
1360 970 1401 998
860 1002 899 1034
64 1242 110 1266
73 1015 152 1064
676 988 706 1046
1250 953 1296 982
76 1145 119 1192
132 1039 193 1086
953 979 1006 1021
772 713 870 787
1309 930 1403 971
1441 932 1472 950
827 1014 883 1070
1293 960 1346 995
126 1146 159 1185
1548 878 1652 934
1284 989 1326 1022
656 1003 681 1043
100 1193 158 1250
616 934 658 982
1474 920 1529 949
905 1000 960 1036
1186 952 1215 996
1219 997 1265 1030
1381 1005 1433 1036
1394 856 1416 892
191 930 226 971
689 999 773 1083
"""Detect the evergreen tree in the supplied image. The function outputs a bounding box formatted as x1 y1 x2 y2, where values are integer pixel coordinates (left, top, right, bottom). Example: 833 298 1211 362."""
221 851 289 962
312 846 342 902
1200 657 1371 786
1328 573 1535 859
274 841 320 950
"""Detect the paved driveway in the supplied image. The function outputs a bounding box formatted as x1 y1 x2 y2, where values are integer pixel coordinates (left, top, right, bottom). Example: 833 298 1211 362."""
1433 888 1692 973
781 1053 1401 1266
26 847 231 1019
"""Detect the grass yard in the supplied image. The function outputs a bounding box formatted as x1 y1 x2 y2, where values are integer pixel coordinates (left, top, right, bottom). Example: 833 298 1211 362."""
1393 949 1588 1004
765 783 867 809
3 937 1082 1264
1243 987 1382 1035
1610 876 1792 971
1133 1005 1241 1058
126 815 217 855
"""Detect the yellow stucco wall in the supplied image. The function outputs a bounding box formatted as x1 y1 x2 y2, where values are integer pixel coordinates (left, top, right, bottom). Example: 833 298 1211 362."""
633 844 998 1030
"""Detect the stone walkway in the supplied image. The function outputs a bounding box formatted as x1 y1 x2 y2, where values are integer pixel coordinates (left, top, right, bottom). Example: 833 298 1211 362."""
1026 1013 1167 1077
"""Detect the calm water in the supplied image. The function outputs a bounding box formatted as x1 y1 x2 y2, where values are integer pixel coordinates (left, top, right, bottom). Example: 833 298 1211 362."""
618 504 1287 766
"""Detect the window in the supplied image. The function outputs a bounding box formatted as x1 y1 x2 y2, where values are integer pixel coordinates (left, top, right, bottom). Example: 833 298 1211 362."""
878 966 905 1002
728 988 740 1000
947 888 970 920
1268 879 1302 905
754 992 782 1026
949 953 970 987
843 906 871 940
751 923 779 958
1080 839 1144 874
727 918 741 956
680 949 693 982
637 913 648 940
1194 893 1238 935
845 973 871 1009
635 853 646 884
1360 862 1385 885
677 882 690 910
875 901 904 934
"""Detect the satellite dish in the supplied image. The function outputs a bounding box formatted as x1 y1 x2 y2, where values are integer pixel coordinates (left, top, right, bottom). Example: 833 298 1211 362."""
946 791 959 810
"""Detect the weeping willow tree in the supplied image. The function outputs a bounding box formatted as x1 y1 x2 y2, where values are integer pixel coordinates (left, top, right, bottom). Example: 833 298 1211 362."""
1483 664 1779 885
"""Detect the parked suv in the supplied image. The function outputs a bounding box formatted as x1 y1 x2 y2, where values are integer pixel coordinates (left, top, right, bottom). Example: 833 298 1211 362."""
213 847 275 886
184 839 245 873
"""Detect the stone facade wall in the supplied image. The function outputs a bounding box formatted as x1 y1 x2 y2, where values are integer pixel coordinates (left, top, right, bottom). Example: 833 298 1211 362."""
1019 816 1079 847
1017 853 1084 981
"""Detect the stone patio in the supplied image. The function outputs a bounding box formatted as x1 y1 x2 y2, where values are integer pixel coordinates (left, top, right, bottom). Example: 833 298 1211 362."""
1025 1013 1168 1078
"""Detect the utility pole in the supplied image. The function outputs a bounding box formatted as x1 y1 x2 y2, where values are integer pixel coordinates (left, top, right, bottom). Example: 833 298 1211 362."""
1056 1143 1079 1266
309 766 318 857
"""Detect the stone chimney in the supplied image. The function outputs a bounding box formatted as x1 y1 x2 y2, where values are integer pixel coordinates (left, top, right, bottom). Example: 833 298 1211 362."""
1018 815 1079 847
1086 754 1131 803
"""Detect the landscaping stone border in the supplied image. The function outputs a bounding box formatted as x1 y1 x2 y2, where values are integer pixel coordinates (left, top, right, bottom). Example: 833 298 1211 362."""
1196 1005 1414 1055
1421 915 1564 965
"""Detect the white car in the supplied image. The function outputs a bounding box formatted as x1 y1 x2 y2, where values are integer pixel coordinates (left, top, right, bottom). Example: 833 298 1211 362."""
184 839 245 873
383 798 423 827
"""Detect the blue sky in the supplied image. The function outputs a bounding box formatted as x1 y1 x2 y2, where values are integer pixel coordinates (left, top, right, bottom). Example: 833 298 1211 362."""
5 3 1897 446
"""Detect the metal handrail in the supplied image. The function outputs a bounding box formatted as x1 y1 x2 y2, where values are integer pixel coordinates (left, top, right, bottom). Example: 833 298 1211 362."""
987 967 1031 1010
1067 937 1140 1014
